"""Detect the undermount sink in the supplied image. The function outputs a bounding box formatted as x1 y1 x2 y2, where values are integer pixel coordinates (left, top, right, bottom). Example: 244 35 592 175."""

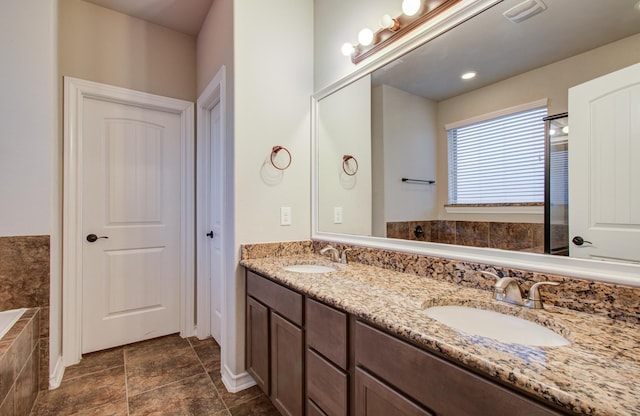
283 264 336 273
424 306 569 347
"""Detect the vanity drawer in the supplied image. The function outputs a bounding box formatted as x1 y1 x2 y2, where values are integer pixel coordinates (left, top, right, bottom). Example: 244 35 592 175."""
355 321 564 416
308 399 328 416
246 271 303 326
307 349 348 416
306 298 348 369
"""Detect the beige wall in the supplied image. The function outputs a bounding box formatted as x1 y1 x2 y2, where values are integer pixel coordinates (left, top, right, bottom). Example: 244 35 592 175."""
319 76 372 235
59 0 197 101
314 0 401 91
435 34 640 223
0 0 57 236
375 85 438 230
196 0 233 96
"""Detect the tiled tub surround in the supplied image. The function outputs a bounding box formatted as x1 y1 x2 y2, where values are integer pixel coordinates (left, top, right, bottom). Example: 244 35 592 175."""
0 308 40 415
240 243 640 415
0 236 50 391
387 220 547 253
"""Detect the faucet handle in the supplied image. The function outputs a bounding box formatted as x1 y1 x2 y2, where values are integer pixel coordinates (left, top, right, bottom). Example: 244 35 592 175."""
526 281 560 309
339 248 352 264
528 281 560 300
480 271 501 281
320 245 340 262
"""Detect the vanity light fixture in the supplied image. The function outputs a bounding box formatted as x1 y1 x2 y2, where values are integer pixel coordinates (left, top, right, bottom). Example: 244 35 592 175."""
461 71 477 80
380 14 401 31
402 0 422 16
341 43 357 57
342 0 461 64
358 28 375 46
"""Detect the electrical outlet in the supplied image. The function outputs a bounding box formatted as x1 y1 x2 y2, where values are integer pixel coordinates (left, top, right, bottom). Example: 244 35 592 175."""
280 207 292 226
334 207 343 224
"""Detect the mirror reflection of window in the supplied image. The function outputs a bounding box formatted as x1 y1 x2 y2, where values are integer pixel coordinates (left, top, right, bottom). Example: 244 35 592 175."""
446 104 547 205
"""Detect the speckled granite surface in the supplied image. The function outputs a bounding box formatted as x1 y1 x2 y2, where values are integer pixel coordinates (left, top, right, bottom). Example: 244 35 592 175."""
240 253 640 415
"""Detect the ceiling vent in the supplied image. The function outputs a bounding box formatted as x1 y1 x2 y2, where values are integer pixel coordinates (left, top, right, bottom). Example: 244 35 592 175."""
503 0 547 23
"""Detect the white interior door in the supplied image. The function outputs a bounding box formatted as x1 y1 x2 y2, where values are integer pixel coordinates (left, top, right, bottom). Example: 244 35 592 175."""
208 102 224 343
568 63 640 263
82 97 182 353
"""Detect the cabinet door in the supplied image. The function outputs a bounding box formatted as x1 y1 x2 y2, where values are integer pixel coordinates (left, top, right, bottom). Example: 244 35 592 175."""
306 298 348 369
271 312 304 416
246 296 269 394
355 368 433 416
307 349 348 416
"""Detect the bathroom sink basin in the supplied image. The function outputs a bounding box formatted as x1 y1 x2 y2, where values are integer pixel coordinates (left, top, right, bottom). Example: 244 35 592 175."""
424 306 569 347
283 264 336 273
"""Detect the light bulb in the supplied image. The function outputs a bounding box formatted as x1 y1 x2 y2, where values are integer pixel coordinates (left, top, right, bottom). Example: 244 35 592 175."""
402 0 421 16
358 28 374 46
562 126 569 134
461 71 477 80
549 128 557 136
380 14 399 30
341 43 355 56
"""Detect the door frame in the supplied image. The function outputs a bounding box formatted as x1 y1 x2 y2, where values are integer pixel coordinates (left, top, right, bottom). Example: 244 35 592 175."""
62 77 195 367
196 66 226 341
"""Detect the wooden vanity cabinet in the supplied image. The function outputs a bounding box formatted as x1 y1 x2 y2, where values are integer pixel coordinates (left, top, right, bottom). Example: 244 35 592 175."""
246 271 304 416
245 269 570 416
354 321 565 416
305 298 349 416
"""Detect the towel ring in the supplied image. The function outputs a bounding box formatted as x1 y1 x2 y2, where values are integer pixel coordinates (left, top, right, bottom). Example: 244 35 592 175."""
342 155 358 176
270 146 292 170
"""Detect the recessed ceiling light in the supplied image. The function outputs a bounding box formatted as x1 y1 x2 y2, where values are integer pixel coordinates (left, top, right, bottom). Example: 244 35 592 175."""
461 71 477 80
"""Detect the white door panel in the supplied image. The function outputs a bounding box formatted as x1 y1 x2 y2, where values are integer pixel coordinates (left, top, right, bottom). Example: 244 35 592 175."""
569 63 640 263
209 103 223 343
82 97 182 353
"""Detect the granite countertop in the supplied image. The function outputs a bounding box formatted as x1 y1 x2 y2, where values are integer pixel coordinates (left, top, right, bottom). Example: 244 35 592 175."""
240 254 640 416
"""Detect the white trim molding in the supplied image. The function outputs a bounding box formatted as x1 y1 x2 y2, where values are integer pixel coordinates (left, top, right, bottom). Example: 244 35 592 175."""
221 366 256 394
62 77 195 366
444 205 544 215
49 355 65 390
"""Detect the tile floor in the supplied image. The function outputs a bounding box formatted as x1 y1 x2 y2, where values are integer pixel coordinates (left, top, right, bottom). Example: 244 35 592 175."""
30 334 281 416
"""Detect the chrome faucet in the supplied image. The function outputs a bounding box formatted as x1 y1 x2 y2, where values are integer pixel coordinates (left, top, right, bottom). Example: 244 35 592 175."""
319 245 351 264
525 281 560 309
481 272 559 309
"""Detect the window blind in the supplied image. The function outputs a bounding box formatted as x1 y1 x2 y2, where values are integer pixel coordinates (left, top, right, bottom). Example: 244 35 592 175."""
448 106 547 204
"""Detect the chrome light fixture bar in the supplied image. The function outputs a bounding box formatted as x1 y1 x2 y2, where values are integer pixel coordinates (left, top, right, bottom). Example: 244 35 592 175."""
344 0 462 64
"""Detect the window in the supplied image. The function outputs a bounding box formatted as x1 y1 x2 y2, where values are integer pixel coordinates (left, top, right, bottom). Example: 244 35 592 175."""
447 105 547 204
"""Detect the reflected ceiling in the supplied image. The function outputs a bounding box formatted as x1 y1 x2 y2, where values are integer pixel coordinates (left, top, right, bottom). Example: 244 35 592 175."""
372 0 640 101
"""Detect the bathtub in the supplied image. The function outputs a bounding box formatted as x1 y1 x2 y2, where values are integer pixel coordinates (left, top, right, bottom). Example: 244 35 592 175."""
0 307 27 339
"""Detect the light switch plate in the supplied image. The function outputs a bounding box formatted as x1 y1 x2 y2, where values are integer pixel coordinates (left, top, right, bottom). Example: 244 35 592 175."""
280 207 292 226
334 207 343 224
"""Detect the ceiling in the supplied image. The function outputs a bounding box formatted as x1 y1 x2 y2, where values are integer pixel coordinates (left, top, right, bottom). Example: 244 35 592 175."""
372 0 640 101
83 0 213 36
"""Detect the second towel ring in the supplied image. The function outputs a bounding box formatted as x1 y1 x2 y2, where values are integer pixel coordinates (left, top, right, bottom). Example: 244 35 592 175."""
342 155 358 176
270 146 292 170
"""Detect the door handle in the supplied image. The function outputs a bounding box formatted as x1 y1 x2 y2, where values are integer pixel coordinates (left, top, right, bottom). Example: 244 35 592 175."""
206 231 215 239
572 236 592 246
86 234 109 243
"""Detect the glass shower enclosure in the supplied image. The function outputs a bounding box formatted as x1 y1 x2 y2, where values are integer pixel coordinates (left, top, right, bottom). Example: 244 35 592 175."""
544 113 569 255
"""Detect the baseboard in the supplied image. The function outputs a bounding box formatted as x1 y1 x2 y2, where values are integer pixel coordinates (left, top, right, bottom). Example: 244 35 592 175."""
220 365 256 393
49 355 65 390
